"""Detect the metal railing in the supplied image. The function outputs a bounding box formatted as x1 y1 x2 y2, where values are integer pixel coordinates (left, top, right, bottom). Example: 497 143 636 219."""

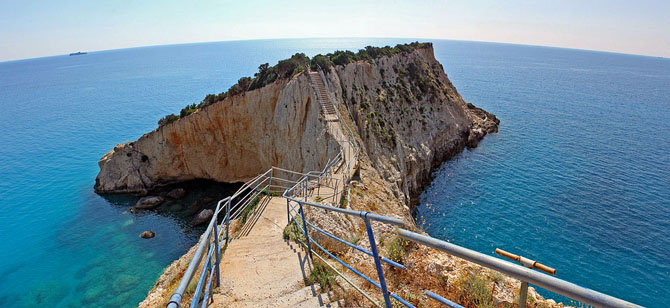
397 229 642 308
166 166 312 308
283 180 415 308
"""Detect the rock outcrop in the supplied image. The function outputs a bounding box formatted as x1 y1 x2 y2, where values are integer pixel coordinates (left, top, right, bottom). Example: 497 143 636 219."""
192 209 213 226
95 74 339 194
135 196 164 209
324 45 498 204
166 188 186 199
95 44 496 203
139 231 155 239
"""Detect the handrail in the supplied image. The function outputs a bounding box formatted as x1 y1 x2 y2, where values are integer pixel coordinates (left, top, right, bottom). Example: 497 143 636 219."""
397 229 642 308
166 166 311 308
288 197 405 227
166 197 229 308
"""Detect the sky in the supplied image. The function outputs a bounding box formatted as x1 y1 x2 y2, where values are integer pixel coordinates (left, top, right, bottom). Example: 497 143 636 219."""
0 0 669 62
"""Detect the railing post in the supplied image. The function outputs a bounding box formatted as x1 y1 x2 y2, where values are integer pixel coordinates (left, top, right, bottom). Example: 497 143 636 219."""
213 217 221 288
363 215 392 308
269 168 273 194
519 281 529 308
286 199 290 224
299 202 313 260
225 200 231 245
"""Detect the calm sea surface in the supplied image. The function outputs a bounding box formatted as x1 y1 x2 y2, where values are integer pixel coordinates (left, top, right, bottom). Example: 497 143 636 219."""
0 39 667 307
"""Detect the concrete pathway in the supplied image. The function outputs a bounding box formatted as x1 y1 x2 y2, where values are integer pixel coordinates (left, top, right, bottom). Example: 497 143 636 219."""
212 197 341 307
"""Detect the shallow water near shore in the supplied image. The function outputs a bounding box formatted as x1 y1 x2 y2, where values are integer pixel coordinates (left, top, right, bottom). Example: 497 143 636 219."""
0 38 668 307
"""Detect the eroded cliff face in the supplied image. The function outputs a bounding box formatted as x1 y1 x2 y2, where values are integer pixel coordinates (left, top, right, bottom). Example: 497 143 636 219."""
325 45 498 204
95 45 497 201
95 74 339 194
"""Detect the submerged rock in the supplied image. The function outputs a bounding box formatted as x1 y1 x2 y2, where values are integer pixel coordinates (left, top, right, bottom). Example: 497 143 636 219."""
135 196 164 209
193 209 214 226
167 188 186 199
140 231 155 239
203 197 215 204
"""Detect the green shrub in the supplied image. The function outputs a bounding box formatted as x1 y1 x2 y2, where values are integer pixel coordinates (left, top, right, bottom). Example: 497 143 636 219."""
305 261 337 291
283 218 305 243
157 114 179 127
310 54 333 70
386 235 410 263
158 42 432 128
239 192 263 224
179 103 198 118
454 272 494 308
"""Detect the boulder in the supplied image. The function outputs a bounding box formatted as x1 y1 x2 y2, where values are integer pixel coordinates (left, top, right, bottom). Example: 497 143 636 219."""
203 197 215 204
135 196 164 209
193 209 214 226
140 231 155 239
167 188 186 199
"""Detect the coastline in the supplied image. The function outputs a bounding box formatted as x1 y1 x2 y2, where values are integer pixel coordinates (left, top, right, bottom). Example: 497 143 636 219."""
93 43 567 307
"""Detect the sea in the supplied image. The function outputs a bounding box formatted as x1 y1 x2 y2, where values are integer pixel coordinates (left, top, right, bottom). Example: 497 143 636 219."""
0 38 667 307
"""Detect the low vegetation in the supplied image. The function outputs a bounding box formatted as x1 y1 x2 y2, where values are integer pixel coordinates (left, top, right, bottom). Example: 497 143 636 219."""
156 42 432 128
452 271 496 308
282 218 306 243
305 260 337 291
239 193 263 224
385 235 410 263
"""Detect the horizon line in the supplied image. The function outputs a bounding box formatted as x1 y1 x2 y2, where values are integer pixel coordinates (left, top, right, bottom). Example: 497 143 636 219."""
1 37 667 64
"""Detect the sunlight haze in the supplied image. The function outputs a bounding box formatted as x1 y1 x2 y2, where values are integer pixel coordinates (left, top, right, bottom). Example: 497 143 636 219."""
0 0 668 62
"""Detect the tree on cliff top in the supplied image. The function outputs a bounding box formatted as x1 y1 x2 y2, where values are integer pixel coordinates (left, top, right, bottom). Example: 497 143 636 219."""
157 42 432 129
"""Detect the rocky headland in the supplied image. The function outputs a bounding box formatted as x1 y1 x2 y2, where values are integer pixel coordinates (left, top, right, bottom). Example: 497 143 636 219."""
97 43 564 307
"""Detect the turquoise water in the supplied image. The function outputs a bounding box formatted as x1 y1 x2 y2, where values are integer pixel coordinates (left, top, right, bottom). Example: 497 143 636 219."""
416 42 670 307
0 38 413 308
0 39 667 307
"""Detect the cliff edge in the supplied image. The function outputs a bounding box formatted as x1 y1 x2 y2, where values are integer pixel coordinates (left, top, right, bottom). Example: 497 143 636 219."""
94 44 497 199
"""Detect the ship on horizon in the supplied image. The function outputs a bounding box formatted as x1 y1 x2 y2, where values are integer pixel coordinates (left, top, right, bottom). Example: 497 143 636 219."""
69 51 87 56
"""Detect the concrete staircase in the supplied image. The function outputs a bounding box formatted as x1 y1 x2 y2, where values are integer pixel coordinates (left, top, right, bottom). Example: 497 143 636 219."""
308 71 339 122
212 197 342 307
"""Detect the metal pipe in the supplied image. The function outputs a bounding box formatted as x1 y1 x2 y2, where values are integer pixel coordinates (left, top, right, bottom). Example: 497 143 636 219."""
424 290 464 308
225 200 230 245
166 196 229 308
495 248 556 275
364 217 392 308
298 203 313 260
305 220 406 269
397 229 642 308
213 218 221 288
189 243 215 308
519 281 529 308
286 198 405 227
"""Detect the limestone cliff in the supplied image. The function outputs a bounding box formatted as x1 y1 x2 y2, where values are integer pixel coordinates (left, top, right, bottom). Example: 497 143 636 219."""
95 74 339 194
95 44 496 199
324 45 498 204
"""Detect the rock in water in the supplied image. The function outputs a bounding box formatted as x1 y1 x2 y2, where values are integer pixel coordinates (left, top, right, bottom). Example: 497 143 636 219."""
135 196 164 209
193 209 214 226
140 231 155 239
167 188 186 199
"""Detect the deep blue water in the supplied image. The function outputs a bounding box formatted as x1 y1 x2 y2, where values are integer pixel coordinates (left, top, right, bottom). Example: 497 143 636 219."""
416 42 670 307
0 39 667 307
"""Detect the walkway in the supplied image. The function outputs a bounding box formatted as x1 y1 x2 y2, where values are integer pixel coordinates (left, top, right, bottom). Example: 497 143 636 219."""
212 196 340 307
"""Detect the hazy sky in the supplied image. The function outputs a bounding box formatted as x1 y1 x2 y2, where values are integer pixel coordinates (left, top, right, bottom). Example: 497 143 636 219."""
1 0 668 62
